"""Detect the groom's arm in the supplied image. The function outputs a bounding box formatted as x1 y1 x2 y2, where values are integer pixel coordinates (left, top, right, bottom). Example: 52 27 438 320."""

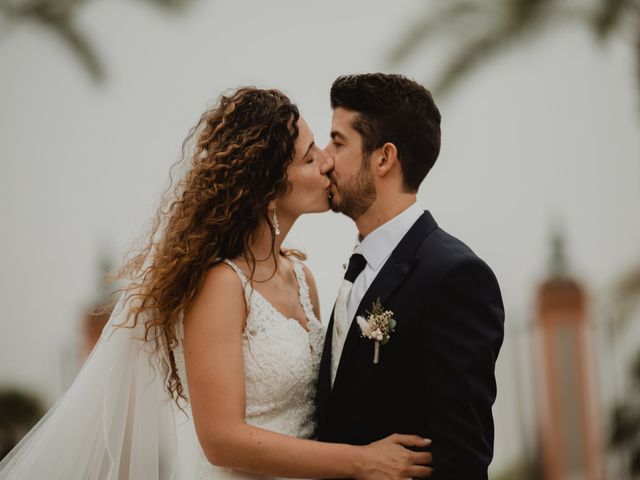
420 257 504 480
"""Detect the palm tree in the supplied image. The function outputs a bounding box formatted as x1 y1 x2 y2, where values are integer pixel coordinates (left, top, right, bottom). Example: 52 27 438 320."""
388 0 640 98
0 389 44 461
0 0 195 83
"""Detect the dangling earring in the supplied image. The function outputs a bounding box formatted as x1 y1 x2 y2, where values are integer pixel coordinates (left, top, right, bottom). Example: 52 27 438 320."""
272 206 281 236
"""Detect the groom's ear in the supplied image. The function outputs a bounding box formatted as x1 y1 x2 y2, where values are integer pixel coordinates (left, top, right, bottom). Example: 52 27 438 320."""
375 142 399 178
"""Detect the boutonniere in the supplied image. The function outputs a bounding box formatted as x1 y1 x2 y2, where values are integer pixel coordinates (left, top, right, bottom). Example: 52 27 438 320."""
356 299 396 364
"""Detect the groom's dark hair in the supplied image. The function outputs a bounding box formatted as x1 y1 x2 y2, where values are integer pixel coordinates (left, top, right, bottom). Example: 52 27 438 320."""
330 73 441 192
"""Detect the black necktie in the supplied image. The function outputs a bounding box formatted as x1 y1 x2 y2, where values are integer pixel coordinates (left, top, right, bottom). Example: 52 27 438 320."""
344 253 367 283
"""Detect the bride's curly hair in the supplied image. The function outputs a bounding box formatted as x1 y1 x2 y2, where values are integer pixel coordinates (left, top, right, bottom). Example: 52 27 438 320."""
116 87 300 405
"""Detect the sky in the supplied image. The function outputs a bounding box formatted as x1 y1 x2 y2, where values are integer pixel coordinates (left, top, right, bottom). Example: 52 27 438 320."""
1 0 639 474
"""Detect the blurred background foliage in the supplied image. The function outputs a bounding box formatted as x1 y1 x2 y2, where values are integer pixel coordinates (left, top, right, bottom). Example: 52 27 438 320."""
388 0 640 99
0 0 196 82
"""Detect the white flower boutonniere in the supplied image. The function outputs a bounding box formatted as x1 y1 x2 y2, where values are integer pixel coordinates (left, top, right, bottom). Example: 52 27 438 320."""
356 298 396 364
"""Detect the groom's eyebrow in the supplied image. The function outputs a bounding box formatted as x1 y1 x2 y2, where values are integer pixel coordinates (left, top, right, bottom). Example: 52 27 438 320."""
330 131 346 141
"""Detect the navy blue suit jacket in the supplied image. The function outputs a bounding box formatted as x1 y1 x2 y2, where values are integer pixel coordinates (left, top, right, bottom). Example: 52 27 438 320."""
316 211 504 480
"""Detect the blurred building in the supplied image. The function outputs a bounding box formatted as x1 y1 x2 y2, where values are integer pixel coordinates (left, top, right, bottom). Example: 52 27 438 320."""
533 234 605 480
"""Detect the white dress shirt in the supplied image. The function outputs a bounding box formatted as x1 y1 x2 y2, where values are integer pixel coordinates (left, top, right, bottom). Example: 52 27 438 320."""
347 202 424 322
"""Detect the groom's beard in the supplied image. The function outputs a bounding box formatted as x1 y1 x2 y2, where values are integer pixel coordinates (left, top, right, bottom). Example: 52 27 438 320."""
330 160 376 220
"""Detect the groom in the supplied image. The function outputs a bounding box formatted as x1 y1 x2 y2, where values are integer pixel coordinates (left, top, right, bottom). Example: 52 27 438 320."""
317 73 505 479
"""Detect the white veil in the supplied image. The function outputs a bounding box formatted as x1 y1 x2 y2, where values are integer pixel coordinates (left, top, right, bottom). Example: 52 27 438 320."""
0 290 193 479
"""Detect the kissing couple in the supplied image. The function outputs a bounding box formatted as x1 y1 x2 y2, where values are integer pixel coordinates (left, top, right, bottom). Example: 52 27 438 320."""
0 73 504 480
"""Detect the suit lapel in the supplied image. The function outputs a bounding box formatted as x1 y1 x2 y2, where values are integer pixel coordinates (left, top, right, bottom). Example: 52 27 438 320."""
330 211 438 397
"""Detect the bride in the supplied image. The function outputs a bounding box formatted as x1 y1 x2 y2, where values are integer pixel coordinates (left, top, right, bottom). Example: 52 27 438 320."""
0 87 433 479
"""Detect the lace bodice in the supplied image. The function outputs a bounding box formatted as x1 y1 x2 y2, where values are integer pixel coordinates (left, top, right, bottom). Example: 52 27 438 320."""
173 256 326 479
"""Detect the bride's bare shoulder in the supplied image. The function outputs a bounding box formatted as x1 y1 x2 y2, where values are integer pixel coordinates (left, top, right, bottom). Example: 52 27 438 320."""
204 260 243 285
196 261 244 297
184 261 246 330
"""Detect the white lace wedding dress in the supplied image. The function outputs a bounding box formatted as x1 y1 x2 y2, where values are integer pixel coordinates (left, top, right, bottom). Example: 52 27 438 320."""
174 257 326 479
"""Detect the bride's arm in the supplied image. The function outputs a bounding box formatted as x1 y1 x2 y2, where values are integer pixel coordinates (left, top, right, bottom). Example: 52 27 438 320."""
183 263 432 480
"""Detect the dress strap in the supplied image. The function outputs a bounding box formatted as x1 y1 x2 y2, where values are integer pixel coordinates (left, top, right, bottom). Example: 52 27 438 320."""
223 259 250 291
289 257 317 323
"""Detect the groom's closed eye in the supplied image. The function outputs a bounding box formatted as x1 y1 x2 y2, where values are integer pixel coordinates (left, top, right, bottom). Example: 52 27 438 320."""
332 131 350 152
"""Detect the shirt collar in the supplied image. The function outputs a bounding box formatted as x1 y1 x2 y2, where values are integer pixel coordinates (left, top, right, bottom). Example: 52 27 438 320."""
355 202 423 270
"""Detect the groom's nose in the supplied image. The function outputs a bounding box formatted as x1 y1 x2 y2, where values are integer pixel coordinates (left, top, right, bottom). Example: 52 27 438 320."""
319 150 334 175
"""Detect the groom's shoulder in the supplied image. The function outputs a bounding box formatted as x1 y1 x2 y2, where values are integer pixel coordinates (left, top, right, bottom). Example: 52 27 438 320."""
414 221 494 281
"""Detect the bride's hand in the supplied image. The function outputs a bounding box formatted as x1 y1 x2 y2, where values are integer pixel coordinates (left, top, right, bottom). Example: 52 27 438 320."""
355 434 433 480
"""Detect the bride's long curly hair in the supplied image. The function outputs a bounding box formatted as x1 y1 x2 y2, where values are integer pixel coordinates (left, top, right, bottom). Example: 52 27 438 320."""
117 87 300 405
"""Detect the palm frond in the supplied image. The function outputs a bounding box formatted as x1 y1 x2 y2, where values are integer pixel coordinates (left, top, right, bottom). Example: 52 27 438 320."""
1 0 103 81
387 1 483 65
430 29 507 96
42 13 105 82
593 0 628 40
134 0 195 12
388 0 562 94
22 1 103 81
428 1 588 96
507 0 556 27
617 264 640 303
387 0 640 101
1 0 197 83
